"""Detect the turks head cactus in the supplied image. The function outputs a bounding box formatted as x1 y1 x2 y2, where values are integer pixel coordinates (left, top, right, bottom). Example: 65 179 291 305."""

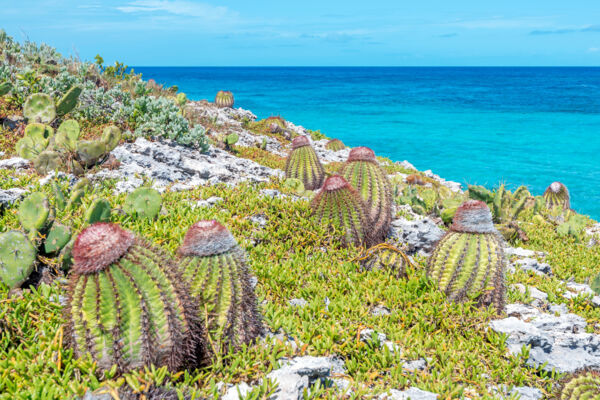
64 223 202 374
285 136 325 191
325 139 345 151
427 200 506 310
339 146 392 243
558 370 600 399
544 181 571 211
311 175 370 247
215 90 234 108
177 220 263 357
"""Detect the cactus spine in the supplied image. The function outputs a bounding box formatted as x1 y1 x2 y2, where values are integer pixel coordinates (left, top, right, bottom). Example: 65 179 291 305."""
215 91 234 108
339 147 392 243
359 244 410 278
544 181 571 211
311 175 370 247
64 223 202 374
285 136 325 191
177 220 263 357
427 200 505 310
559 370 600 399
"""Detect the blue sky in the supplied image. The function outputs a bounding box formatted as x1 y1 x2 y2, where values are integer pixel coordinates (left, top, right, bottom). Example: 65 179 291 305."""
3 0 600 66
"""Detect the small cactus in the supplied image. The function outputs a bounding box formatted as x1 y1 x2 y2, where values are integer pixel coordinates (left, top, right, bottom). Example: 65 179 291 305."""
178 220 263 357
558 370 600 399
285 136 325 191
266 116 286 133
339 147 392 243
224 133 239 149
311 175 370 247
176 92 188 107
124 187 162 220
44 223 72 254
100 125 121 152
18 192 54 234
76 140 107 167
215 90 234 108
427 200 506 310
0 231 37 289
85 198 111 224
56 86 82 116
325 139 345 151
64 223 202 374
52 181 66 211
467 185 494 203
544 181 570 211
55 119 80 151
23 93 56 123
16 123 53 160
358 243 410 278
33 150 62 175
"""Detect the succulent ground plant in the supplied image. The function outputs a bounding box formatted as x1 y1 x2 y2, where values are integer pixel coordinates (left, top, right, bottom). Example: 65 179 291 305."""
427 200 506 311
285 136 325 191
64 223 202 374
325 139 345 151
558 369 600 399
544 181 571 211
178 220 263 358
339 146 392 243
215 90 234 108
311 175 370 247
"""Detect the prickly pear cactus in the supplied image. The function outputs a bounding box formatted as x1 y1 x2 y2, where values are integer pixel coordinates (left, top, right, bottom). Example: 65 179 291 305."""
558 370 600 399
0 231 37 289
18 192 54 234
468 185 494 203
339 147 392 244
16 123 53 160
56 86 82 116
55 119 80 151
427 200 506 310
178 220 263 357
44 223 72 254
77 140 107 167
224 133 239 149
544 181 571 211
64 223 203 374
23 93 56 123
33 150 62 175
325 139 345 151
124 187 162 220
285 136 325 191
311 175 370 247
176 92 188 107
214 90 234 108
100 125 121 152
85 198 111 224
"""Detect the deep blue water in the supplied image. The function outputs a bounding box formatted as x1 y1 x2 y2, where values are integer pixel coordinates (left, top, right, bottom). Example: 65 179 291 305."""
135 67 600 219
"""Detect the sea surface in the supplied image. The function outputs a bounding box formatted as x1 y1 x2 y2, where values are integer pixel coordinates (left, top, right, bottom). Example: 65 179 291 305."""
135 67 600 219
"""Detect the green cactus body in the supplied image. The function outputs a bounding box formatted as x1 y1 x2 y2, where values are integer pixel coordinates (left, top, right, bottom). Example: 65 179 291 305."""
325 139 345 151
176 92 188 107
101 126 121 152
427 200 505 310
23 93 56 123
559 370 600 399
124 187 162 220
85 198 111 224
16 123 53 160
360 244 410 278
18 192 54 234
52 181 66 211
285 136 325 191
25 122 54 142
56 86 82 116
339 147 392 243
224 133 239 148
0 231 37 289
56 119 80 151
0 81 12 96
266 116 286 133
467 185 494 203
33 150 62 175
311 175 370 247
283 178 306 196
215 91 234 108
77 140 107 167
44 223 72 254
544 181 571 211
67 189 85 210
177 220 263 356
64 223 202 374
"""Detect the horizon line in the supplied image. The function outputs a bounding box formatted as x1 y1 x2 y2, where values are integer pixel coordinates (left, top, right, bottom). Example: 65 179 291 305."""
131 65 600 68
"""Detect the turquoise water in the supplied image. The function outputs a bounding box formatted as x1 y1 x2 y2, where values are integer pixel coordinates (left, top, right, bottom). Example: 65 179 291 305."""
135 67 600 219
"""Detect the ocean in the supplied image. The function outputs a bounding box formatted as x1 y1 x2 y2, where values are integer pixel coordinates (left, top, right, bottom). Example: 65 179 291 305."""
134 67 600 220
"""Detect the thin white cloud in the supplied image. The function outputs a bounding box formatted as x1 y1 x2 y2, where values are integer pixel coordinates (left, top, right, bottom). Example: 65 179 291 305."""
116 0 233 20
588 47 599 53
442 16 553 30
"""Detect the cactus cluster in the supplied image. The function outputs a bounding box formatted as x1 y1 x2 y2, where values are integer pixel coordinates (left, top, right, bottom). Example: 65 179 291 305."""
64 223 202 374
178 220 263 356
325 139 345 151
215 90 234 108
427 200 506 310
558 370 600 399
544 181 571 211
311 175 370 247
16 117 121 175
285 136 325 191
23 88 81 123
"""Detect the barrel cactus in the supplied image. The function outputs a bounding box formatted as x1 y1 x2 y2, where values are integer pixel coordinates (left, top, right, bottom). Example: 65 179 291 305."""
64 223 202 374
56 86 82 116
215 90 234 108
311 175 370 247
359 244 410 278
23 93 56 123
544 181 570 211
285 136 325 191
0 231 37 289
325 139 345 151
339 146 392 243
427 200 505 310
559 370 600 399
177 220 263 357
266 116 286 133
